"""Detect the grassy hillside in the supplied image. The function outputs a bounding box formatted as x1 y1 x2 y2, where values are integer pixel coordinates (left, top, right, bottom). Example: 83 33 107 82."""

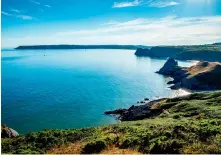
2 91 221 154
135 45 221 62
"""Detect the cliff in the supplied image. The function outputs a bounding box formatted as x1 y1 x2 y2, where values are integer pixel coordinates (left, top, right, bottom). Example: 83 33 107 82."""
157 58 221 90
134 48 150 56
2 91 221 154
135 45 221 62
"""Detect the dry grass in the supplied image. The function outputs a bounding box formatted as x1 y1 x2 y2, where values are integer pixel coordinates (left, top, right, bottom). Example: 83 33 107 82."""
188 61 221 75
47 143 141 154
101 145 141 154
47 141 83 154
183 143 220 154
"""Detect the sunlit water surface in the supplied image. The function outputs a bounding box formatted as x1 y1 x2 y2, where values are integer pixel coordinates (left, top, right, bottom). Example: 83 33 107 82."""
2 49 194 134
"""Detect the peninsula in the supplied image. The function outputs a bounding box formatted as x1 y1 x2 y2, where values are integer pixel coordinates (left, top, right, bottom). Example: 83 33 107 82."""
135 45 221 62
15 45 149 50
157 58 221 90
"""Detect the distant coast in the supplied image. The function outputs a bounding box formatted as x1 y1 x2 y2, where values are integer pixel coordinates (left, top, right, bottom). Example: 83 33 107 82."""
135 44 221 62
15 45 150 50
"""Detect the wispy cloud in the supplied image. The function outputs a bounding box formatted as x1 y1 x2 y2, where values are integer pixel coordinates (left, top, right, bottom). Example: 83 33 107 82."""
148 1 180 8
16 15 34 20
29 0 40 5
1 11 13 16
53 16 221 46
1 11 35 20
112 0 180 8
44 4 51 8
10 9 20 13
113 0 142 8
4 16 221 47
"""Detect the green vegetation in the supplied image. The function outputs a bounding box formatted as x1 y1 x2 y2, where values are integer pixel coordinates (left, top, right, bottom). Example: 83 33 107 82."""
166 45 221 52
135 45 221 62
2 91 221 154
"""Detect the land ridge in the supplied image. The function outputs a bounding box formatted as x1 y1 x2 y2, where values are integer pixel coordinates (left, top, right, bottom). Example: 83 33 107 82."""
135 45 221 62
15 45 149 50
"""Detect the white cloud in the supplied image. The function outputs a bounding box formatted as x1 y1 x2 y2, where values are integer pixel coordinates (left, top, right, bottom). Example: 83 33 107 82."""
112 0 180 8
16 15 34 20
2 16 221 47
148 1 180 8
1 11 35 20
113 0 142 8
44 5 51 8
54 16 221 45
10 9 20 13
1 11 13 16
29 0 40 5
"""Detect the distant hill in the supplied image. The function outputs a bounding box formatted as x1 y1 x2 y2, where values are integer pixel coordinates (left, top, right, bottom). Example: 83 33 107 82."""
135 45 221 62
212 42 221 45
15 45 150 50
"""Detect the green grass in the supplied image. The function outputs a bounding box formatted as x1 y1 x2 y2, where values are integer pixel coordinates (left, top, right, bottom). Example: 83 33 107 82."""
145 45 221 62
2 91 221 154
161 45 221 52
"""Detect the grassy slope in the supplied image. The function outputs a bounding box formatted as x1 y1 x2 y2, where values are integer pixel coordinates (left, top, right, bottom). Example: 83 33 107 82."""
143 45 221 62
182 61 221 89
2 91 221 154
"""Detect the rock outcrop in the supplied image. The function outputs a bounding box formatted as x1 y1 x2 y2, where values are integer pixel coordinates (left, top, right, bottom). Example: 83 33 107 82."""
156 58 181 75
157 59 221 90
1 125 19 138
104 98 166 121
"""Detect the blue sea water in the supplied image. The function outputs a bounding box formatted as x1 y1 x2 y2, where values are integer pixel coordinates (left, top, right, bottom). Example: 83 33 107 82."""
1 49 193 134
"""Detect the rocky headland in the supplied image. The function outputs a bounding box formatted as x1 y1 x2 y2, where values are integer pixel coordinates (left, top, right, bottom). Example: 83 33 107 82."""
157 58 221 90
104 58 221 122
104 98 166 121
1 125 19 138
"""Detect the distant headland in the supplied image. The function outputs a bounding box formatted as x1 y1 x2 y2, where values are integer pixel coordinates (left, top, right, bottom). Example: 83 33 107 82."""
135 44 221 62
15 45 150 50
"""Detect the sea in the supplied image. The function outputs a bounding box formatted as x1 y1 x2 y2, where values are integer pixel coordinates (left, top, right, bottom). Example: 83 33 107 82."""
1 49 194 134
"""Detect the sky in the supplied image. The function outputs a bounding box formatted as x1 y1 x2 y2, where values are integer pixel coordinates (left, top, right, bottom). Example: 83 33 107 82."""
1 0 221 47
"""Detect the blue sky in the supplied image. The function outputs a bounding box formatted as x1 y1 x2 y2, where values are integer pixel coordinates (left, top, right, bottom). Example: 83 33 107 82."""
1 0 221 47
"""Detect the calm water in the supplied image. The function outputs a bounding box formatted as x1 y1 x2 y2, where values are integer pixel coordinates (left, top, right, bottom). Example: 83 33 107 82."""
2 49 193 134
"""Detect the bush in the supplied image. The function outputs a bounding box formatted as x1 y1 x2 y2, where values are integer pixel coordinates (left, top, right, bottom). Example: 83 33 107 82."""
81 139 106 153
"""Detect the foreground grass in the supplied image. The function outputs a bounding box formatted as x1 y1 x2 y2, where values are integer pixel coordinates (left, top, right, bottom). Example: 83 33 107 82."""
2 91 221 154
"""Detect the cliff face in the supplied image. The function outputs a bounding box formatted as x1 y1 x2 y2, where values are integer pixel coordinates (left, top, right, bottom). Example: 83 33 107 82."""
134 48 150 56
175 50 221 62
148 46 183 58
157 59 221 90
135 45 221 62
156 58 181 75
135 46 182 58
